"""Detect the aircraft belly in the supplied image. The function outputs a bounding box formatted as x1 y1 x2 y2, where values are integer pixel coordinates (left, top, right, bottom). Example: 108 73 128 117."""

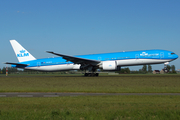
25 64 80 72
116 59 170 66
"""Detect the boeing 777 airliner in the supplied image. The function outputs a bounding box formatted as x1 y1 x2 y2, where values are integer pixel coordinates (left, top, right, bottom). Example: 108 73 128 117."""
5 40 178 76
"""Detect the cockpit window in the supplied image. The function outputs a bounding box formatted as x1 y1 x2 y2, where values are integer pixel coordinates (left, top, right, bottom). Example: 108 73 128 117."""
171 53 175 55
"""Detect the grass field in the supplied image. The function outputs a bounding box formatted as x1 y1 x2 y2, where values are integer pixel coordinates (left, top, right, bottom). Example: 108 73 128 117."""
0 74 180 119
0 74 179 93
0 96 180 120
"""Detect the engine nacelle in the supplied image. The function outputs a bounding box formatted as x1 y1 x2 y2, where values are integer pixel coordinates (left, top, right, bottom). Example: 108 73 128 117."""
102 61 119 71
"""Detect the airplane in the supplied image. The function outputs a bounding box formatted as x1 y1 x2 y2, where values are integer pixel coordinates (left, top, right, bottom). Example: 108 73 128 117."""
5 40 178 76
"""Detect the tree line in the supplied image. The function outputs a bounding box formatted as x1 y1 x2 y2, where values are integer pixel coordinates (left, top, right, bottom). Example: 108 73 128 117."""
0 67 19 74
116 64 176 74
0 64 177 74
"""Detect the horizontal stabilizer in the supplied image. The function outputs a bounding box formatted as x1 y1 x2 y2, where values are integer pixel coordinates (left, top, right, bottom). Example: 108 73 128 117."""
4 62 29 66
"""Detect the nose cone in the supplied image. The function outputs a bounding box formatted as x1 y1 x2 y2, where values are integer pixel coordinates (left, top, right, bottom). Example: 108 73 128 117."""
174 54 178 59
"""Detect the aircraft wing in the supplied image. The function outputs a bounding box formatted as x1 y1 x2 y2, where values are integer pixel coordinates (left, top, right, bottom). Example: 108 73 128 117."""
5 62 29 66
46 51 100 65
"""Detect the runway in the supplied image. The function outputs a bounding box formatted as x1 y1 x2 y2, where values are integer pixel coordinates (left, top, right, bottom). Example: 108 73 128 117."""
0 93 180 97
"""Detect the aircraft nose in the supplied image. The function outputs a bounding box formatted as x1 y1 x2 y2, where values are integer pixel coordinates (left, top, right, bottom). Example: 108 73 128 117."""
175 54 178 59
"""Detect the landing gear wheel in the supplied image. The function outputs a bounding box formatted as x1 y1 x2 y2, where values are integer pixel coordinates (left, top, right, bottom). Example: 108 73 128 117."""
95 73 99 76
84 73 88 76
84 73 99 77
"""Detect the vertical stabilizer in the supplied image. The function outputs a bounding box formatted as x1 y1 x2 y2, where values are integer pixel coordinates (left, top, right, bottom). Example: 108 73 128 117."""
10 40 36 62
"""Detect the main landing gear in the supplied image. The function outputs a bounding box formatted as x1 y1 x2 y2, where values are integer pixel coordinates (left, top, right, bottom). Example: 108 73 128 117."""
82 66 99 77
84 73 99 77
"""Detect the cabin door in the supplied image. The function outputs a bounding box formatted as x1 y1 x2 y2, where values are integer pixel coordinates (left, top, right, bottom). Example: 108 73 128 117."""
160 52 164 59
135 54 139 59
37 62 40 67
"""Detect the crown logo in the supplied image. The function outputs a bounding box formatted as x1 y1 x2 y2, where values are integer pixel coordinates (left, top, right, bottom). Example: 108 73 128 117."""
20 50 26 53
140 52 148 56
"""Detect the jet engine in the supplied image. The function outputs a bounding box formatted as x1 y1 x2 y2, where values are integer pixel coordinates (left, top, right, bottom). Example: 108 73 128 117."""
101 61 121 71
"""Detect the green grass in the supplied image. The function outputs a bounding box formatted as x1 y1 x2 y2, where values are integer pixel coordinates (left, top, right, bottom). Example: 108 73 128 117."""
0 74 180 93
0 75 180 119
0 96 180 120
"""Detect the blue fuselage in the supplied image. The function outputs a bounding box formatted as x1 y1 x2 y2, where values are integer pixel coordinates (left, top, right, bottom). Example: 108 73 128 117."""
12 49 178 71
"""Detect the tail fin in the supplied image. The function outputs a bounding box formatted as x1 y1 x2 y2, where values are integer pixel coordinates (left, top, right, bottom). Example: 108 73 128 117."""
10 40 36 62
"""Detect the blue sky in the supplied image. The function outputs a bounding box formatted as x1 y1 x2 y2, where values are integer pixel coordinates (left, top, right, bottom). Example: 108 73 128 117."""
0 0 180 70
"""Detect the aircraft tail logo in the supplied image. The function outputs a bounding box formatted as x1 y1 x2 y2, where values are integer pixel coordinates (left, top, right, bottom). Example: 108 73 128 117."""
10 40 36 62
17 50 29 57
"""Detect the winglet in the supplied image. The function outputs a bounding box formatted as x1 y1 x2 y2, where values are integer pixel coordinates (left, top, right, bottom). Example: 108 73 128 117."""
46 51 54 54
